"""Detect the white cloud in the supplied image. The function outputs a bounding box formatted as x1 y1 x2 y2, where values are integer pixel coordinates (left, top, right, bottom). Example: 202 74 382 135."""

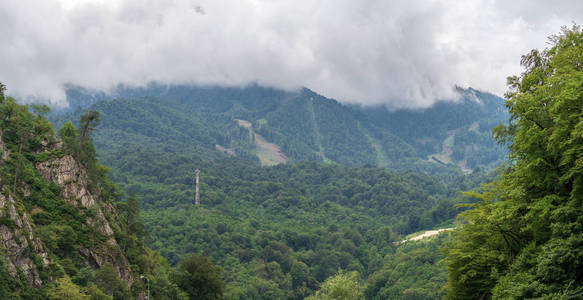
0 0 581 108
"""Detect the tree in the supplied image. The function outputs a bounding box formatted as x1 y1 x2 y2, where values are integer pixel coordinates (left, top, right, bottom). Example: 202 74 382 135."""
444 25 583 299
0 82 5 103
75 110 110 188
94 264 131 299
6 101 34 194
31 104 50 118
172 254 225 300
58 121 79 155
84 285 112 300
126 192 145 237
46 276 88 300
305 270 363 300
77 110 100 162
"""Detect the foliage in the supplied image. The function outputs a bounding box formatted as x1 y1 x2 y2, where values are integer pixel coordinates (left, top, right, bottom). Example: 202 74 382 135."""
0 252 21 299
84 285 113 300
45 82 501 298
172 254 225 300
0 88 203 299
137 163 468 298
0 81 6 102
94 264 131 299
58 121 78 156
0 57 506 299
124 192 146 237
364 234 450 300
53 84 506 172
305 270 363 300
143 251 189 300
0 73 503 299
361 87 508 170
444 25 583 299
46 276 88 300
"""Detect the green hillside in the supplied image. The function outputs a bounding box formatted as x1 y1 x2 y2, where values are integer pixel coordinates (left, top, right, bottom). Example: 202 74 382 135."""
0 88 227 299
359 87 508 171
443 26 583 299
2 17 580 300
46 84 501 298
6 80 507 299
56 84 507 174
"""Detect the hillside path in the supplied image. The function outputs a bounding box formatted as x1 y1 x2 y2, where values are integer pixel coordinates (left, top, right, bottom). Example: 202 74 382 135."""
397 227 455 244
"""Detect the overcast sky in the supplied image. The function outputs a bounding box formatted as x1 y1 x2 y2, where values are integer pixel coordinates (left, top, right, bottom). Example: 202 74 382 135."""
1 0 581 108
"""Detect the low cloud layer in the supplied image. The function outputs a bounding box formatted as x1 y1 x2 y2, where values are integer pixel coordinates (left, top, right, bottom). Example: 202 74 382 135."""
1 0 581 108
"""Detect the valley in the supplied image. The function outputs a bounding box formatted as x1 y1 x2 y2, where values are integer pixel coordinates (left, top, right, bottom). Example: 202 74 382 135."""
1 2 581 298
57 85 507 173
44 84 503 298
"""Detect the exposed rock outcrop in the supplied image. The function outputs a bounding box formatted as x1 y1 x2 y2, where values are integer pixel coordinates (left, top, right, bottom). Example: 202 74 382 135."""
36 155 133 283
0 190 50 287
0 128 50 287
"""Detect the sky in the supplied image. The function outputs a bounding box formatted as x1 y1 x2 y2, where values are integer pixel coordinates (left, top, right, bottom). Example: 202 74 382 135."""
0 0 581 108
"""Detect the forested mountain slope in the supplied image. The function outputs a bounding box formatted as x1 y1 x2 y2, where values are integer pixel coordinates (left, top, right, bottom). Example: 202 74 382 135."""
0 94 139 297
98 149 480 298
443 26 583 299
46 83 499 299
56 84 507 173
359 87 507 171
45 48 506 300
0 88 224 299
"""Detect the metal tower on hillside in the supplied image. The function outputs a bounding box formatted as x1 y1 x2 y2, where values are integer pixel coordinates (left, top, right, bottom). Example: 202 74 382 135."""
194 169 200 205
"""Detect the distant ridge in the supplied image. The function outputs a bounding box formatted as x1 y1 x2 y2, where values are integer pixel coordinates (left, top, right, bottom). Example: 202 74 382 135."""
53 83 507 173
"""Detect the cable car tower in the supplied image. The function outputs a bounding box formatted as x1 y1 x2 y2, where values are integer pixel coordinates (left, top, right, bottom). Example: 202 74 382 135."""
194 169 200 205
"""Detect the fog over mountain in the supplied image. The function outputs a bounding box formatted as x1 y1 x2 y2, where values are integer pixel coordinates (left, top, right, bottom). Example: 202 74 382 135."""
1 0 581 108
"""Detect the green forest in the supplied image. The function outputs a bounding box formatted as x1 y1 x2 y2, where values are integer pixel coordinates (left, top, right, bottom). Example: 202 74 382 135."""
45 58 500 298
56 79 507 173
50 93 491 298
0 82 474 299
0 25 582 300
443 26 583 299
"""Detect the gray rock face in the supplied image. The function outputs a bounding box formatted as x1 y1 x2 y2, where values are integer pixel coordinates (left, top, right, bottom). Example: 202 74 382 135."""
0 129 50 287
36 155 109 227
0 129 133 287
36 154 133 283
0 192 50 287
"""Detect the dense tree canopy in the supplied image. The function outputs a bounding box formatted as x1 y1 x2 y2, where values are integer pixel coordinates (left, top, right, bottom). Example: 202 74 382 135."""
173 254 225 300
444 25 583 299
0 24 514 298
0 89 228 299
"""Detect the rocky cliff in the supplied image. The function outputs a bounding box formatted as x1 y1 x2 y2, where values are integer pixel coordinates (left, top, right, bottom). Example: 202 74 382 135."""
0 192 50 287
0 127 133 289
36 154 133 283
0 129 50 287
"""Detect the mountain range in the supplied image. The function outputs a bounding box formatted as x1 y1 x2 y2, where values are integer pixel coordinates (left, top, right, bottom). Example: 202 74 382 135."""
0 82 509 299
43 83 507 298
56 84 507 175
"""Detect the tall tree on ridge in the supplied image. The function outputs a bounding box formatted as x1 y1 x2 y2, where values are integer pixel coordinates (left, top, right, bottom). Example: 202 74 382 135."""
77 110 100 162
443 25 583 299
